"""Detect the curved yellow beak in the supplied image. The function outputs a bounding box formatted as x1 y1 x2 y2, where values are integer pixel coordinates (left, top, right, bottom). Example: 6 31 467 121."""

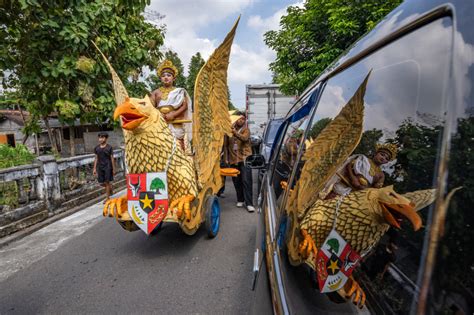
113 99 146 130
381 201 422 231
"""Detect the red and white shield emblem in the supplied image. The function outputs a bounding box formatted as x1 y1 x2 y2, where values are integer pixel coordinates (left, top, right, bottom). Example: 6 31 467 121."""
316 229 361 293
127 172 168 235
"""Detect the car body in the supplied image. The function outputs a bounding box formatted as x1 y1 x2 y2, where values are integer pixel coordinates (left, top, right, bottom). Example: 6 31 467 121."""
249 0 474 314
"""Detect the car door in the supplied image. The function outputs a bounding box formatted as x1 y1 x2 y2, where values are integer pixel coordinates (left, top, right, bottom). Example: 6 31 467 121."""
251 84 322 315
272 13 461 315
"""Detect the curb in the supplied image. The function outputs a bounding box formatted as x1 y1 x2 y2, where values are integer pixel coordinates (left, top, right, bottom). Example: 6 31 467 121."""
0 188 125 249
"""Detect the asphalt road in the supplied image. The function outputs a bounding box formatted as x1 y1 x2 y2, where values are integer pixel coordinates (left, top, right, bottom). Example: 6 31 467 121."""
0 180 257 314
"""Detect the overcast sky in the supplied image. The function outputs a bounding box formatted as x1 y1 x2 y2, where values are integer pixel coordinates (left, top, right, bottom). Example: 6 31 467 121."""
147 0 301 109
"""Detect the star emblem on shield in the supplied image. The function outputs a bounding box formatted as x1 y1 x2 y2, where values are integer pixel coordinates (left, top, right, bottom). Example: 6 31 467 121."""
139 192 155 213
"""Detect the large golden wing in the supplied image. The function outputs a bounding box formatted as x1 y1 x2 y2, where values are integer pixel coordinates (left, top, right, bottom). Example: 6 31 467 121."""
294 72 371 215
193 17 239 187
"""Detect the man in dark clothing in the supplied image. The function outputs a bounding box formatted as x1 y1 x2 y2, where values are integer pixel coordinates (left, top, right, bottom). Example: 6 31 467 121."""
93 132 116 201
224 112 254 212
365 229 399 280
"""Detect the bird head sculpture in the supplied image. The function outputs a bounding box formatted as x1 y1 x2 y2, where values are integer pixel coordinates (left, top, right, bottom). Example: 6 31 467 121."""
367 185 422 231
113 96 167 134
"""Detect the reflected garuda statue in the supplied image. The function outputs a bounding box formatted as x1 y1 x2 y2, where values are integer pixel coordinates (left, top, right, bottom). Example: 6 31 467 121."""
285 73 436 307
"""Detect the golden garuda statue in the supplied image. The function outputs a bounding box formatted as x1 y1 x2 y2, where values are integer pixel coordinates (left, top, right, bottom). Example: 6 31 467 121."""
95 17 241 237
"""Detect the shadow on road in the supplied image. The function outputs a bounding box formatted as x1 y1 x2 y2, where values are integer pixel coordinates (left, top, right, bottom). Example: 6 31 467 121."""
121 223 208 260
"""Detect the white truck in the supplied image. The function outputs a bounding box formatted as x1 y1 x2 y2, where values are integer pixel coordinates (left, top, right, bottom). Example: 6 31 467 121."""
245 84 295 139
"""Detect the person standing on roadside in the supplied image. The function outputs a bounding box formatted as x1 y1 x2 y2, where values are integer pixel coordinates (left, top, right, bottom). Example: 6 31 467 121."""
93 132 115 202
225 112 255 212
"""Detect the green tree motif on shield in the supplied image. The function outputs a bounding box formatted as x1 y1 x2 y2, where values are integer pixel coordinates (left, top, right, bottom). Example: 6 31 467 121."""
150 178 166 194
327 238 340 255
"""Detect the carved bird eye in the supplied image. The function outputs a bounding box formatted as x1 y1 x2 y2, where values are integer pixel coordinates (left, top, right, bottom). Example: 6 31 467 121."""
389 192 398 198
139 101 146 106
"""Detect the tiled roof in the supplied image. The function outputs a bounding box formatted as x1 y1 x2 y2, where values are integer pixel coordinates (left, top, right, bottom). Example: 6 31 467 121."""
0 110 29 126
0 110 89 129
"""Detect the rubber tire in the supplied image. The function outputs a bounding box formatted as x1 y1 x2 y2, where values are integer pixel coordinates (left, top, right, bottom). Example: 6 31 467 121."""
204 195 220 238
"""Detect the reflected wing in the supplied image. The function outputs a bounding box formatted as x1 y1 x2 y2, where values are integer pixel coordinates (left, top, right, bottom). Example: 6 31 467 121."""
403 189 436 211
295 72 371 214
193 17 239 187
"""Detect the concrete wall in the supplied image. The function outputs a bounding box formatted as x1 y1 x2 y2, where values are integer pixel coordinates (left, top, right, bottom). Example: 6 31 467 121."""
0 150 126 237
0 120 37 153
61 138 86 156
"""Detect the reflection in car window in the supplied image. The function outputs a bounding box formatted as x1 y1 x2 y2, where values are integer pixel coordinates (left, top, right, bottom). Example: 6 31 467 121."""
271 112 311 204
279 17 456 314
430 91 474 313
265 120 283 146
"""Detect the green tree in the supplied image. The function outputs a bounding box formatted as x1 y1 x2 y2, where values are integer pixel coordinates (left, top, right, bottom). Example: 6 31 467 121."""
353 128 384 156
148 50 186 91
265 0 402 95
186 52 205 102
389 119 442 193
0 0 165 155
381 118 474 303
0 144 35 169
435 117 474 292
307 117 332 140
227 86 237 110
185 52 235 110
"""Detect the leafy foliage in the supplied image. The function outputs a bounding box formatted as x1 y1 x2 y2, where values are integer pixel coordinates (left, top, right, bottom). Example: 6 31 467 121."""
436 117 474 292
353 128 383 157
0 0 165 130
265 0 402 94
390 120 442 193
227 86 236 110
186 52 205 102
163 50 186 89
147 50 236 110
147 50 186 91
379 118 474 299
0 144 35 169
307 117 332 140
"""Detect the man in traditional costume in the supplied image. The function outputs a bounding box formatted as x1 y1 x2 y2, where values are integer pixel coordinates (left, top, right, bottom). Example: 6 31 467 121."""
224 112 255 212
320 143 397 199
150 59 192 151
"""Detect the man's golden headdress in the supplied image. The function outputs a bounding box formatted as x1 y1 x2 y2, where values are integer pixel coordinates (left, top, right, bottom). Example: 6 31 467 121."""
375 143 398 161
157 59 178 77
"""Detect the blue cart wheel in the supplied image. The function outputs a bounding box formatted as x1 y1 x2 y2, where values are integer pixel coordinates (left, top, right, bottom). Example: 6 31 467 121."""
204 195 220 238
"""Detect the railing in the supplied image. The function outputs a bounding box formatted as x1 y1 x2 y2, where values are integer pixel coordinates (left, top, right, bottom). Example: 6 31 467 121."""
53 149 125 204
0 164 42 211
0 149 126 237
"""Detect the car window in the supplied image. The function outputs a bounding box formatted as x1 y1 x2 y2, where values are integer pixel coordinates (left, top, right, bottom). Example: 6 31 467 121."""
429 83 474 313
268 87 320 208
277 17 455 314
271 115 311 203
264 120 283 146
